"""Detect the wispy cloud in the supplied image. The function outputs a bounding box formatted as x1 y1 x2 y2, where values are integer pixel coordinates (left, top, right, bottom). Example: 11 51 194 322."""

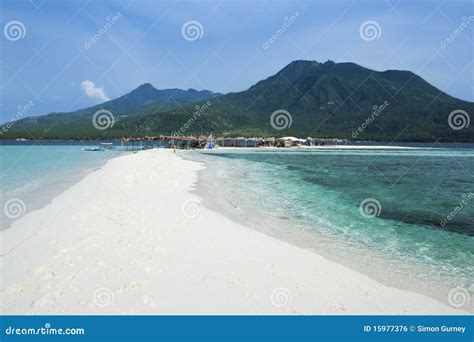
80 80 110 103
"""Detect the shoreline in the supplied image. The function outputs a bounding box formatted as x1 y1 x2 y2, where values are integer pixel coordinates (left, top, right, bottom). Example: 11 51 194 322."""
183 150 470 309
2 163 105 232
0 149 467 314
1 145 124 231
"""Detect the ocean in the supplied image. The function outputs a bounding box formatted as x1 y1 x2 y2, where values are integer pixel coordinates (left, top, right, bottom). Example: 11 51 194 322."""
0 141 124 230
1 142 473 305
187 146 474 304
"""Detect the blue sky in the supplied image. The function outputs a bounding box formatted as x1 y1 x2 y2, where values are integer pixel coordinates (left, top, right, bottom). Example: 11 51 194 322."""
0 0 473 123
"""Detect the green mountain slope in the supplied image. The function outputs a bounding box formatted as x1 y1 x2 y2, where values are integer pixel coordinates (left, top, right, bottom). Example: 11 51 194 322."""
0 84 221 139
2 60 473 142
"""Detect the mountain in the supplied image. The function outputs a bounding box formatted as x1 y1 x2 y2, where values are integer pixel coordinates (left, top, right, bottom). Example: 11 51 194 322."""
115 60 473 141
83 83 222 115
0 84 221 139
2 60 473 141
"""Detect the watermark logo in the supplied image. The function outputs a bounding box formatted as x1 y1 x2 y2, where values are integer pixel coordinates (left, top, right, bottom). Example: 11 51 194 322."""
182 198 203 218
92 109 115 130
448 109 470 131
0 101 34 135
262 11 300 50
84 12 122 49
447 286 471 308
3 198 26 219
440 193 473 227
181 21 204 41
270 109 292 130
352 101 389 139
93 287 114 307
440 16 474 50
359 198 381 218
174 101 212 135
359 20 381 41
4 20 26 41
4 322 85 336
270 288 291 308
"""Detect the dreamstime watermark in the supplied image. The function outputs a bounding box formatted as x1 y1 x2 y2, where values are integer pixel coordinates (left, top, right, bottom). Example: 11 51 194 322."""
0 101 34 135
5 323 85 336
182 198 203 218
4 20 26 41
262 11 300 50
270 109 292 130
84 12 122 49
93 287 114 307
448 109 470 131
181 20 204 41
447 285 471 308
440 193 473 227
352 100 389 139
359 198 381 218
174 101 212 135
270 288 291 308
92 109 115 130
359 20 381 41
440 16 474 50
3 198 26 219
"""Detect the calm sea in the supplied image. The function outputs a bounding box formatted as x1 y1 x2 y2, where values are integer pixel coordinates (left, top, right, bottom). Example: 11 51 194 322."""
188 145 474 303
2 142 473 304
0 141 124 230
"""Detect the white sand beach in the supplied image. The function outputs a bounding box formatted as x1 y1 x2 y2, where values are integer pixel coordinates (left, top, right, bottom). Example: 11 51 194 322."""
0 149 465 314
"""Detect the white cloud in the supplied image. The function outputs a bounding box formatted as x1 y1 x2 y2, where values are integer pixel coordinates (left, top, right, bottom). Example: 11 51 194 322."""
80 80 110 102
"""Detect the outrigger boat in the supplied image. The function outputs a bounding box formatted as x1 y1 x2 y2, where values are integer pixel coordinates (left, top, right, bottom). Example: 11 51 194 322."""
83 143 114 151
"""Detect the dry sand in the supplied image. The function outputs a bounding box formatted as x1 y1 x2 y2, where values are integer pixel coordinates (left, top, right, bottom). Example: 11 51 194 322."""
0 149 465 314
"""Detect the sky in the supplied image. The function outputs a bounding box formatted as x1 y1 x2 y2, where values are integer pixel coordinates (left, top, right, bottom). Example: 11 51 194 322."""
0 0 473 123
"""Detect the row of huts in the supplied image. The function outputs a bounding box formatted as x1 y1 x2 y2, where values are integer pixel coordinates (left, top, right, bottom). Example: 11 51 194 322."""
121 136 347 150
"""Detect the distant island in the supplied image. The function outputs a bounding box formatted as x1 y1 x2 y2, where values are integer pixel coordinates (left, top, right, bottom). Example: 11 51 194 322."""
1 60 473 142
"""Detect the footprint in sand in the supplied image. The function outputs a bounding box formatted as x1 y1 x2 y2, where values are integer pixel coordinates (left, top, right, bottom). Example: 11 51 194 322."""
140 295 158 307
129 280 147 289
32 264 50 274
6 284 24 295
43 272 56 280
116 280 148 294
30 292 55 308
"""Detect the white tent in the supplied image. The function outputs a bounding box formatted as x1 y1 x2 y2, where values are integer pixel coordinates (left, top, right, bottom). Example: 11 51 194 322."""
279 136 306 143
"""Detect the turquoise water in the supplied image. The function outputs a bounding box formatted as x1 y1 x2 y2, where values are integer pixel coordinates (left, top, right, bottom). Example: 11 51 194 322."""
1 143 472 302
189 147 474 299
0 142 122 229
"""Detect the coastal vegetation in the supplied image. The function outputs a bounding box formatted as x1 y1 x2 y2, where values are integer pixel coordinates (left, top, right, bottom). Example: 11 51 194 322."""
1 60 473 142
